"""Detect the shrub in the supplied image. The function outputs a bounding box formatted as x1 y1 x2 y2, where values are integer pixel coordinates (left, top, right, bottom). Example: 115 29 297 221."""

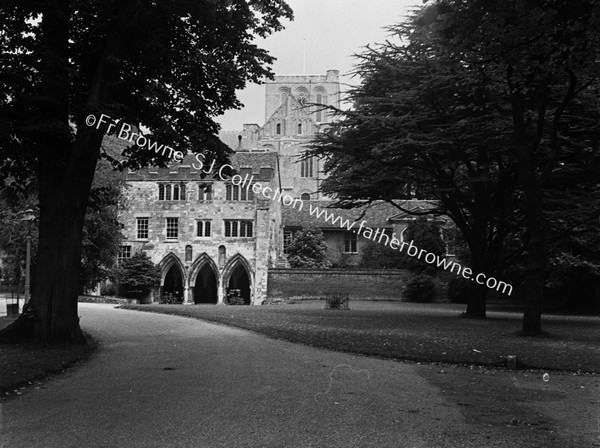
100 282 118 297
287 225 331 268
446 276 470 304
324 291 350 310
116 252 161 300
359 241 410 269
402 274 436 303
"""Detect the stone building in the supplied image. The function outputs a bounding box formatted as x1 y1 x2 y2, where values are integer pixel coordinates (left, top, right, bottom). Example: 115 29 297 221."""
119 151 281 305
220 69 340 200
118 70 452 304
119 71 341 305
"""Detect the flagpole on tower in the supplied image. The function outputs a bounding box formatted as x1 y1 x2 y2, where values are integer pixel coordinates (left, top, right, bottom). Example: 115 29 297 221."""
303 38 306 74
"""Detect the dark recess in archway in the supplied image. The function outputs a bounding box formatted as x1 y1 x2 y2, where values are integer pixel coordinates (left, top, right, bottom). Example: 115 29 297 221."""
194 264 218 304
228 264 251 305
163 264 183 302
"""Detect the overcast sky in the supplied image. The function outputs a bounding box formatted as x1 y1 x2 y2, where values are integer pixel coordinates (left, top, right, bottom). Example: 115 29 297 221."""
216 0 420 131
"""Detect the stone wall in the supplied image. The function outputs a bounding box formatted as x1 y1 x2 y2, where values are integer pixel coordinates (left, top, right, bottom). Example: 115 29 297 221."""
267 268 415 301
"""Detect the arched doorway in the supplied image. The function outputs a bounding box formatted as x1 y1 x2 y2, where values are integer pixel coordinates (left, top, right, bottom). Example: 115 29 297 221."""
163 264 184 302
227 264 251 305
194 264 218 304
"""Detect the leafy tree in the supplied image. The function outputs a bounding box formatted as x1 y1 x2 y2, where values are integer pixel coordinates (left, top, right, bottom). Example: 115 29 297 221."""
311 1 600 333
116 253 161 300
310 13 521 319
0 0 292 343
423 0 600 334
545 231 600 312
402 217 446 272
79 158 126 292
287 226 331 269
1 160 125 294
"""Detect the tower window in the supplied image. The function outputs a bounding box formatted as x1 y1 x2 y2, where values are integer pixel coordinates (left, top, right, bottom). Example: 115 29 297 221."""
297 123 302 135
316 94 323 122
300 153 313 178
276 123 281 135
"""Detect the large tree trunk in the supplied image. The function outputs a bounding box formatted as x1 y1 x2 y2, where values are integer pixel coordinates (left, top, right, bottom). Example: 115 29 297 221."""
511 91 545 335
518 170 545 335
464 281 488 318
0 0 111 344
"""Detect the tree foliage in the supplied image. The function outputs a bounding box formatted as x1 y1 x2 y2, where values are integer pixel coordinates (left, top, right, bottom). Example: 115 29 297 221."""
310 1 600 331
360 218 445 271
287 226 331 269
116 252 161 300
0 191 38 288
0 159 125 293
79 159 126 292
0 0 293 343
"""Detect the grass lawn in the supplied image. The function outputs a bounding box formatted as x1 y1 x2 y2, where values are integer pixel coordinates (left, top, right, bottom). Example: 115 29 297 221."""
0 317 95 396
121 300 600 373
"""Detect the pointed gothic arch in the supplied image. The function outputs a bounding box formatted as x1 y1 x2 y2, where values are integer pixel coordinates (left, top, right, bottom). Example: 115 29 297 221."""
188 253 219 304
158 253 186 302
222 254 253 305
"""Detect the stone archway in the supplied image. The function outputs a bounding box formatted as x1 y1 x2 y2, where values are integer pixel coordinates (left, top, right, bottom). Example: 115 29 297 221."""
163 263 184 302
227 263 251 305
194 264 218 304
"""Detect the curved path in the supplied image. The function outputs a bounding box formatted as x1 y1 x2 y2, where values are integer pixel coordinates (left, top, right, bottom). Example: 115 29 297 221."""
0 304 594 447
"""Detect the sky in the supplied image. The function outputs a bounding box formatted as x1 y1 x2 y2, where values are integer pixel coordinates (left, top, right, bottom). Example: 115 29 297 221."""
216 0 420 131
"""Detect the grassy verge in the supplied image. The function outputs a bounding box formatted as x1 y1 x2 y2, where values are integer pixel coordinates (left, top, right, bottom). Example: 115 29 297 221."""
121 301 599 373
0 317 96 397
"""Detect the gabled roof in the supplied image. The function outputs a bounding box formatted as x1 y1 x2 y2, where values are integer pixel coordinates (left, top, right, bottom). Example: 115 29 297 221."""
282 199 444 230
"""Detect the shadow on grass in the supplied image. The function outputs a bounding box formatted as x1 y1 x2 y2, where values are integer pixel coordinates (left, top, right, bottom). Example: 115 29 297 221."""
0 317 97 397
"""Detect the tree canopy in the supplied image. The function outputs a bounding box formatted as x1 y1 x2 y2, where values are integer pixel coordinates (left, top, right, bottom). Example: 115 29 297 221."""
0 0 293 343
310 0 600 331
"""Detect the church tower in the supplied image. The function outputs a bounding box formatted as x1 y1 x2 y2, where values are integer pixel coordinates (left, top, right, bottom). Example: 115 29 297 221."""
225 70 341 201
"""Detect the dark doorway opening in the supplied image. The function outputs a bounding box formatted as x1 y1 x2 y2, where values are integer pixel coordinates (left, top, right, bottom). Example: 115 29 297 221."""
227 264 251 305
194 264 218 304
163 264 183 302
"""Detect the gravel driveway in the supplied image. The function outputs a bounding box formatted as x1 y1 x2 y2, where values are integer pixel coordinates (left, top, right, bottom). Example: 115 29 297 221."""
1 304 596 448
